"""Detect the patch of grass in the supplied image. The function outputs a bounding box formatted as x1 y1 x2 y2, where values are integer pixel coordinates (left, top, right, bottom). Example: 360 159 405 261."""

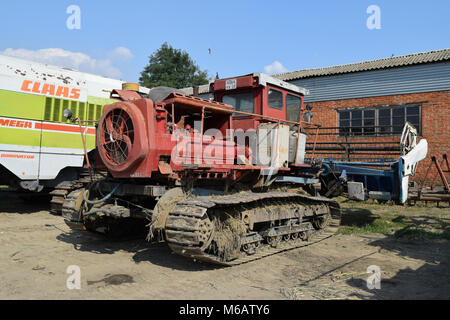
337 199 450 240
339 216 407 235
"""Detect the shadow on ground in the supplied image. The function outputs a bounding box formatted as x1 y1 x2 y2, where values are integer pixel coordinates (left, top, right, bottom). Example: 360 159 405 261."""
339 203 450 299
0 191 51 214
1 190 221 271
56 230 220 271
303 201 450 299
339 207 378 228
347 236 450 299
392 215 450 240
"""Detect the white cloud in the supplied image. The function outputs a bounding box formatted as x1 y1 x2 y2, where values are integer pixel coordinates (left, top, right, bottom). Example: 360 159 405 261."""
108 46 133 61
0 47 133 79
264 61 288 74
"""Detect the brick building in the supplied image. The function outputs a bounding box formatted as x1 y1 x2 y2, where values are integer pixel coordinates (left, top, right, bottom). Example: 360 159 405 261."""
274 48 450 182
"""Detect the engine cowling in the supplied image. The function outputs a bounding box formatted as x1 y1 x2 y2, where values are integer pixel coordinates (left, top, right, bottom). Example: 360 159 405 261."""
96 101 149 174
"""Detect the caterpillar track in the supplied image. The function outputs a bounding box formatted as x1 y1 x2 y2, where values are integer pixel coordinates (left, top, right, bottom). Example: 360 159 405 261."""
50 181 86 215
62 188 148 237
165 191 340 266
61 188 86 229
62 187 340 266
49 170 104 215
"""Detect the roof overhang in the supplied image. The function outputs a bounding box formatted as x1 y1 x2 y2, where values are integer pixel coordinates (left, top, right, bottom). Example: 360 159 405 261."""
252 72 309 95
182 72 310 96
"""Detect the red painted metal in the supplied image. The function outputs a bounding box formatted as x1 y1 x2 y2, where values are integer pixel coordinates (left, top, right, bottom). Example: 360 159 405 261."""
158 162 173 174
96 100 150 175
110 89 142 101
95 74 315 182
214 75 255 91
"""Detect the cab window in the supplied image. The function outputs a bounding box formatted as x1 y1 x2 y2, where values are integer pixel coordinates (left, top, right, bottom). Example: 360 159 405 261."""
222 91 254 116
268 89 283 110
286 94 302 122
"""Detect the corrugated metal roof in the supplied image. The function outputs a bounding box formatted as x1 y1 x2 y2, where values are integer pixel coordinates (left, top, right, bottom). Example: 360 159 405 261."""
274 48 450 81
294 61 450 102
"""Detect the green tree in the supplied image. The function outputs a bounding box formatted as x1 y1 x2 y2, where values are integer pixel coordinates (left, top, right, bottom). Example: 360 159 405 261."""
139 42 209 89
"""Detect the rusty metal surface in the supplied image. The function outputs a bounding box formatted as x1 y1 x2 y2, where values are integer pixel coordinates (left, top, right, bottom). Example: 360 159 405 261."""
110 89 142 101
163 92 233 112
410 154 450 203
49 170 100 214
158 162 173 175
95 182 167 197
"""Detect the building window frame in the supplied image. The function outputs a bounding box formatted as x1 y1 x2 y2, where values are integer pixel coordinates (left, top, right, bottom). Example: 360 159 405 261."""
338 103 422 137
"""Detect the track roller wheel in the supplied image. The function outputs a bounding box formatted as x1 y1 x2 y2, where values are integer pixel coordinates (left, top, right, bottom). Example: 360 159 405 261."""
267 235 281 248
299 230 312 241
242 243 256 255
198 217 215 250
313 213 331 230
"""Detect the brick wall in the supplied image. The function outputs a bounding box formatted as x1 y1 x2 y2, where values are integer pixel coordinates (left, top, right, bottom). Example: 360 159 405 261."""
304 90 450 183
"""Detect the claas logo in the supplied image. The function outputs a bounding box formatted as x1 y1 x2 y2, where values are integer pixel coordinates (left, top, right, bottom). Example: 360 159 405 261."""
21 80 81 100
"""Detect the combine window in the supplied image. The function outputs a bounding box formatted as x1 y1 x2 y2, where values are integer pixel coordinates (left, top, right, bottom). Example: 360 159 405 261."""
223 92 254 116
286 94 302 122
268 89 283 110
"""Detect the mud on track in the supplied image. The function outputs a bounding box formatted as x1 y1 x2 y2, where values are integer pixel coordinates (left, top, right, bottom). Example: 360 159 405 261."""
0 192 449 300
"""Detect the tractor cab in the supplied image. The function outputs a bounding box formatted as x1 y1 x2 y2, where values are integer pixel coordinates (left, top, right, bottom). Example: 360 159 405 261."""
210 73 313 169
210 73 309 130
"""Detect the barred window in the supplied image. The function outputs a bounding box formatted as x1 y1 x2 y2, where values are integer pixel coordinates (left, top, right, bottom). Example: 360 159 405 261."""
338 104 421 136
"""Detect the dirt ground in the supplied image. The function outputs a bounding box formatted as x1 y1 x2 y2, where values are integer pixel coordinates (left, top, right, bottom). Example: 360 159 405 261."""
0 192 449 300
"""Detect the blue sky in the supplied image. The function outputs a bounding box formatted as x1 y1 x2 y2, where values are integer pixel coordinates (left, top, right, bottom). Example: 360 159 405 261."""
0 0 448 84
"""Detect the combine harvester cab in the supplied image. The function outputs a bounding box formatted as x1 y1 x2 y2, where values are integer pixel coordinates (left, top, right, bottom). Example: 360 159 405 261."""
0 54 148 212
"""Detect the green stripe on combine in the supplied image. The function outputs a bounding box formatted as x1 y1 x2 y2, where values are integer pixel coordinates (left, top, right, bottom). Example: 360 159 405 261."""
0 127 41 147
41 131 95 150
0 126 96 150
0 89 45 120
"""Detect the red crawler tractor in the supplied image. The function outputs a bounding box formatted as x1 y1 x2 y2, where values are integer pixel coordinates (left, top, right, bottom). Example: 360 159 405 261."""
62 73 340 266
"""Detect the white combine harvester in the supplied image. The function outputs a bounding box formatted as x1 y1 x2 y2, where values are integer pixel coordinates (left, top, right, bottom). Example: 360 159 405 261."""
0 54 148 212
